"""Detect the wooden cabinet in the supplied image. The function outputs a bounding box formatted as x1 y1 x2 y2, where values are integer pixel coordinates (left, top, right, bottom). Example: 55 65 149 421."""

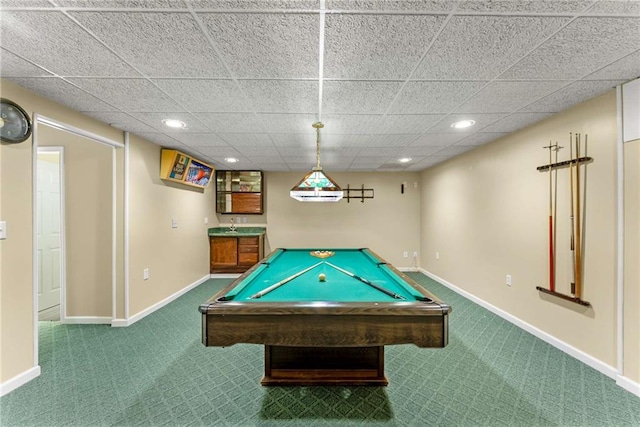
210 234 264 273
216 170 263 214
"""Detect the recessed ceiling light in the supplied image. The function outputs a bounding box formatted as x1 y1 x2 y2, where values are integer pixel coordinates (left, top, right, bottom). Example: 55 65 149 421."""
225 157 239 163
398 157 412 163
162 119 186 129
451 120 475 129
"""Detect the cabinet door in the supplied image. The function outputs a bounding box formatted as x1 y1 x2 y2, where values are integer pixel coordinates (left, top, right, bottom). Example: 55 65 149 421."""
210 237 238 267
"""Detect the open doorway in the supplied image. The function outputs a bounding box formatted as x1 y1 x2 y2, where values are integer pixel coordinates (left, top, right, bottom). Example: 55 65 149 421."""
36 147 65 322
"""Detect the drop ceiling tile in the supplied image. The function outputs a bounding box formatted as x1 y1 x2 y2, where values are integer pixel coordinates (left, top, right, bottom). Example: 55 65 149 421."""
81 111 157 132
480 112 553 133
426 113 505 133
343 146 393 155
456 0 591 13
327 1 458 11
586 50 640 80
153 79 248 112
409 133 466 146
68 78 183 111
320 134 370 148
522 80 621 113
194 112 264 133
360 134 418 147
191 145 241 157
407 156 449 170
188 0 319 9
168 132 228 146
432 145 475 157
322 81 404 114
238 80 317 113
218 133 274 146
199 13 318 78
70 12 228 78
129 112 208 132
398 145 444 156
587 0 640 15
351 156 387 165
0 11 139 77
389 81 489 114
269 133 315 147
501 17 640 80
324 14 447 80
376 114 446 134
9 77 115 111
56 0 186 7
233 146 281 156
0 49 52 77
322 114 384 134
456 81 568 113
348 163 385 171
412 16 570 80
0 0 54 7
255 113 318 133
456 132 508 146
134 133 184 148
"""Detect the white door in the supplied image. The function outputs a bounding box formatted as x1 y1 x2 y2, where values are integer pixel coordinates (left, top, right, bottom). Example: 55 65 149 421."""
37 149 63 320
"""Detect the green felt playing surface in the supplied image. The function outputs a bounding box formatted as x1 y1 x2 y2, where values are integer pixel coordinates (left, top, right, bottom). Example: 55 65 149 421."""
226 248 424 302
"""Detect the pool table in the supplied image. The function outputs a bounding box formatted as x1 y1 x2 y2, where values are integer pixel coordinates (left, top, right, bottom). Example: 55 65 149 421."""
199 248 451 386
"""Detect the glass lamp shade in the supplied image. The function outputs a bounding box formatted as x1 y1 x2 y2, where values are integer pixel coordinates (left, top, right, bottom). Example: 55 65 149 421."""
290 169 343 202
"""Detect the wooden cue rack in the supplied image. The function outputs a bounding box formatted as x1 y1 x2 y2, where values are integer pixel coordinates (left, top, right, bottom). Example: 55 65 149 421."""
536 136 592 307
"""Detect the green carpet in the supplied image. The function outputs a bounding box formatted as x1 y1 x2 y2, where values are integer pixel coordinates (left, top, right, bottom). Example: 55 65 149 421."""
1 274 639 426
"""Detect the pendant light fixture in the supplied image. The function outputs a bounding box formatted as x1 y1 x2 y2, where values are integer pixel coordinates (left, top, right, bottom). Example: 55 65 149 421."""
290 122 343 202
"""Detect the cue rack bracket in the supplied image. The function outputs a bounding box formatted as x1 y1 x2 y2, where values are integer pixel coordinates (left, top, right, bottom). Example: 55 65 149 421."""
344 184 374 203
536 156 593 171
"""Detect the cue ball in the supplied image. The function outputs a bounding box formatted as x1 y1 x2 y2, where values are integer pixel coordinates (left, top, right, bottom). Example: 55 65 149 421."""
319 273 326 282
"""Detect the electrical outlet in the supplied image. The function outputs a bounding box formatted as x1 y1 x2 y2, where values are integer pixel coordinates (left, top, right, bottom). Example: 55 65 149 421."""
242 217 247 223
413 251 418 258
403 251 408 258
171 219 178 228
0 221 6 240
204 217 208 225
436 251 440 260
143 268 150 280
506 274 512 287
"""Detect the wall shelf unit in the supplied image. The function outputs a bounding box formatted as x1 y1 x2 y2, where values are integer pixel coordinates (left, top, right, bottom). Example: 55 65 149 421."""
160 149 214 189
216 170 264 214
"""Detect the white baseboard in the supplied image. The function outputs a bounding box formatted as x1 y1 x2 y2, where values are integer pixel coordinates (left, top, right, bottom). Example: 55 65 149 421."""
0 366 40 397
419 268 618 381
398 267 419 273
63 317 111 324
112 274 209 327
617 375 640 398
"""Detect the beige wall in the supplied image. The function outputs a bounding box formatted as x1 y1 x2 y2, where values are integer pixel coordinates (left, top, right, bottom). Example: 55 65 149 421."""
262 172 421 268
38 126 114 318
624 139 639 382
128 135 216 316
420 90 633 377
0 79 123 382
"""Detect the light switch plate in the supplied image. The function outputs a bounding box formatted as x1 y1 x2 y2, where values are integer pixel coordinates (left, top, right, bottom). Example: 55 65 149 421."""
0 221 6 239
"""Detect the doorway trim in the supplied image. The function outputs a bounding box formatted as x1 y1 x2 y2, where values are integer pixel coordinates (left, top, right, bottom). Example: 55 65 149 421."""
36 146 66 323
31 113 124 368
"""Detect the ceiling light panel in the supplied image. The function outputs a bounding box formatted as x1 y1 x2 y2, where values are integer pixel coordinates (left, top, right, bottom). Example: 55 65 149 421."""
153 79 249 112
199 13 319 79
411 16 570 80
322 81 405 114
500 17 640 80
323 14 447 79
70 12 229 78
134 112 209 132
0 11 138 77
427 113 505 133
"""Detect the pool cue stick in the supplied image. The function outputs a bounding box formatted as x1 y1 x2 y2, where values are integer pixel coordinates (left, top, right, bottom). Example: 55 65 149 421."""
569 133 576 294
543 142 556 292
553 143 562 292
250 262 323 299
575 134 582 299
324 261 405 299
